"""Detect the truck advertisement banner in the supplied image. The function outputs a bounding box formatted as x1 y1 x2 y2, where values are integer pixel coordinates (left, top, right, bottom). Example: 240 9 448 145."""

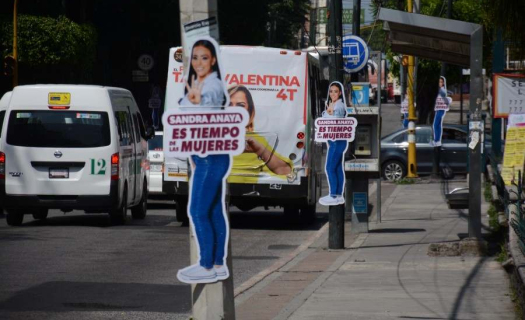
164 46 309 185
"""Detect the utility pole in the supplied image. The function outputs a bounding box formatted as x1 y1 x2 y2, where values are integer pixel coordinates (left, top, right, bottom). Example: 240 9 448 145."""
13 0 18 87
327 0 345 249
178 1 235 319
406 0 417 178
440 0 452 76
351 0 361 83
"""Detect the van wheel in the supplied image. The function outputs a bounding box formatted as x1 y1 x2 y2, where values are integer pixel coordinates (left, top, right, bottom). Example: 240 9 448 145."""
175 196 189 225
6 210 24 226
32 209 49 220
132 182 148 219
110 188 128 225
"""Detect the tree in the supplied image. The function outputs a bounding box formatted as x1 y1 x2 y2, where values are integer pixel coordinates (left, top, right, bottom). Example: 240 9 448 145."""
219 0 310 48
0 14 97 84
484 0 525 59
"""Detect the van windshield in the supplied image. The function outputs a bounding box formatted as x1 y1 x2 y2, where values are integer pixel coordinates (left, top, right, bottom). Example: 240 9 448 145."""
0 111 5 138
7 110 110 148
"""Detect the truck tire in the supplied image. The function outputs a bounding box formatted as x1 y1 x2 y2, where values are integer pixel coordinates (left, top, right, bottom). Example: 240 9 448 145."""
284 204 316 224
32 209 49 220
6 210 24 226
175 196 189 225
131 182 148 219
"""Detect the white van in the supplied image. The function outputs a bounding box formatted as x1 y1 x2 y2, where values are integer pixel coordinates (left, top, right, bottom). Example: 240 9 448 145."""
0 85 154 226
0 91 12 216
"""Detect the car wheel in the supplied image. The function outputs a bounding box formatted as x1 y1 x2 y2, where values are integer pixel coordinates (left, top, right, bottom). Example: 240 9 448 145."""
382 160 406 182
175 196 189 225
110 187 128 225
131 182 148 220
32 209 49 220
6 210 24 226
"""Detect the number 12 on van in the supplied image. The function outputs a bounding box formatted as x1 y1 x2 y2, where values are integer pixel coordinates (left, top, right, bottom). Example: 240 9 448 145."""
90 159 107 175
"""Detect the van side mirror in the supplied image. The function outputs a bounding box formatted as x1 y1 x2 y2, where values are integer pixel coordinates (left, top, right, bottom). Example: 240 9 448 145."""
146 126 155 140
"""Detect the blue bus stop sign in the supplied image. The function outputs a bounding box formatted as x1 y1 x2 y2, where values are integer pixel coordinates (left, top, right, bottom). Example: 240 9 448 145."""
343 35 369 73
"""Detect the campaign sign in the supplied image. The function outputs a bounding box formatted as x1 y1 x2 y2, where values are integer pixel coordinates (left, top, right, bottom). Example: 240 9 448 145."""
163 108 249 157
314 118 358 142
400 98 408 114
434 96 452 111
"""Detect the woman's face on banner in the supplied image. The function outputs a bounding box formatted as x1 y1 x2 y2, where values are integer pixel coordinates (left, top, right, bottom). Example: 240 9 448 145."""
329 85 341 102
439 78 444 88
192 45 216 80
229 90 249 111
230 90 253 129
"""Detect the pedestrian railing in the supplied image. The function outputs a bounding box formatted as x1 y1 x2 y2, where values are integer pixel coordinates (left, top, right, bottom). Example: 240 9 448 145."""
488 153 525 254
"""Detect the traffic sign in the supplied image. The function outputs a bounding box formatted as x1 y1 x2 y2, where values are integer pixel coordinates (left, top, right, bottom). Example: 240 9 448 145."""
138 54 154 71
342 35 369 73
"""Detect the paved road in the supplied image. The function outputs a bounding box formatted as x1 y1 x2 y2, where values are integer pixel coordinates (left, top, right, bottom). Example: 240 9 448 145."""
0 197 328 319
0 104 399 319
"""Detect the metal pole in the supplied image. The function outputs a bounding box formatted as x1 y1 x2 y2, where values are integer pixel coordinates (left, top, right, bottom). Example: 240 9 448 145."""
13 0 18 87
406 0 418 178
351 0 361 83
491 29 504 158
377 52 382 223
328 0 345 250
440 0 452 77
460 74 464 124
468 26 483 240
179 1 235 319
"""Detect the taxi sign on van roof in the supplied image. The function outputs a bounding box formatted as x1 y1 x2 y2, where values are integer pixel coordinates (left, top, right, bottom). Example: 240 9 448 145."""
48 92 71 106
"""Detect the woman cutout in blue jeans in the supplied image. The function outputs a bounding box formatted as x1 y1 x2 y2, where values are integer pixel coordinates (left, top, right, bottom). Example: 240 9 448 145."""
319 81 348 206
176 39 231 284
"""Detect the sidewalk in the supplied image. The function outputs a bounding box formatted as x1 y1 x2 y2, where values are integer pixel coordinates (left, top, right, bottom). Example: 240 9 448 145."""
235 181 515 320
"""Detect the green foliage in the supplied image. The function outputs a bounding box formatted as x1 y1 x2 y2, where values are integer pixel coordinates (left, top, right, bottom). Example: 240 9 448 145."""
0 14 97 83
495 243 508 263
268 0 310 48
488 204 500 233
482 0 525 58
484 182 493 203
219 0 309 48
395 178 416 185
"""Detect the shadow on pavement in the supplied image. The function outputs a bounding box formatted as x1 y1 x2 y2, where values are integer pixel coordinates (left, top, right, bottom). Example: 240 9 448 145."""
370 228 426 233
15 214 178 228
0 281 191 313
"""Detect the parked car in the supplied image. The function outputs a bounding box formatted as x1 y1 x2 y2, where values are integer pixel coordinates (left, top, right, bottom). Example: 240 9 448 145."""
381 124 491 181
147 131 164 196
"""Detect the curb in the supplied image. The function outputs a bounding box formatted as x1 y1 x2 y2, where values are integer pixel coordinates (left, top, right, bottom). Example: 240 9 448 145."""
233 221 329 297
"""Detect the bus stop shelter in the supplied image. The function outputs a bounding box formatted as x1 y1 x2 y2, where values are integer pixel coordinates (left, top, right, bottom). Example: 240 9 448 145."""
377 8 484 239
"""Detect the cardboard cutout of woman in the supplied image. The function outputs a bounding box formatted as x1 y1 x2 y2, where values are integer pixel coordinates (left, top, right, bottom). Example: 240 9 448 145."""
175 37 234 284
318 81 349 206
432 76 452 146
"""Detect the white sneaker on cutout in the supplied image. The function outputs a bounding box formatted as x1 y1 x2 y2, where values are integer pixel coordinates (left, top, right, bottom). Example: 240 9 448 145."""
319 195 341 206
214 265 230 281
177 264 217 284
